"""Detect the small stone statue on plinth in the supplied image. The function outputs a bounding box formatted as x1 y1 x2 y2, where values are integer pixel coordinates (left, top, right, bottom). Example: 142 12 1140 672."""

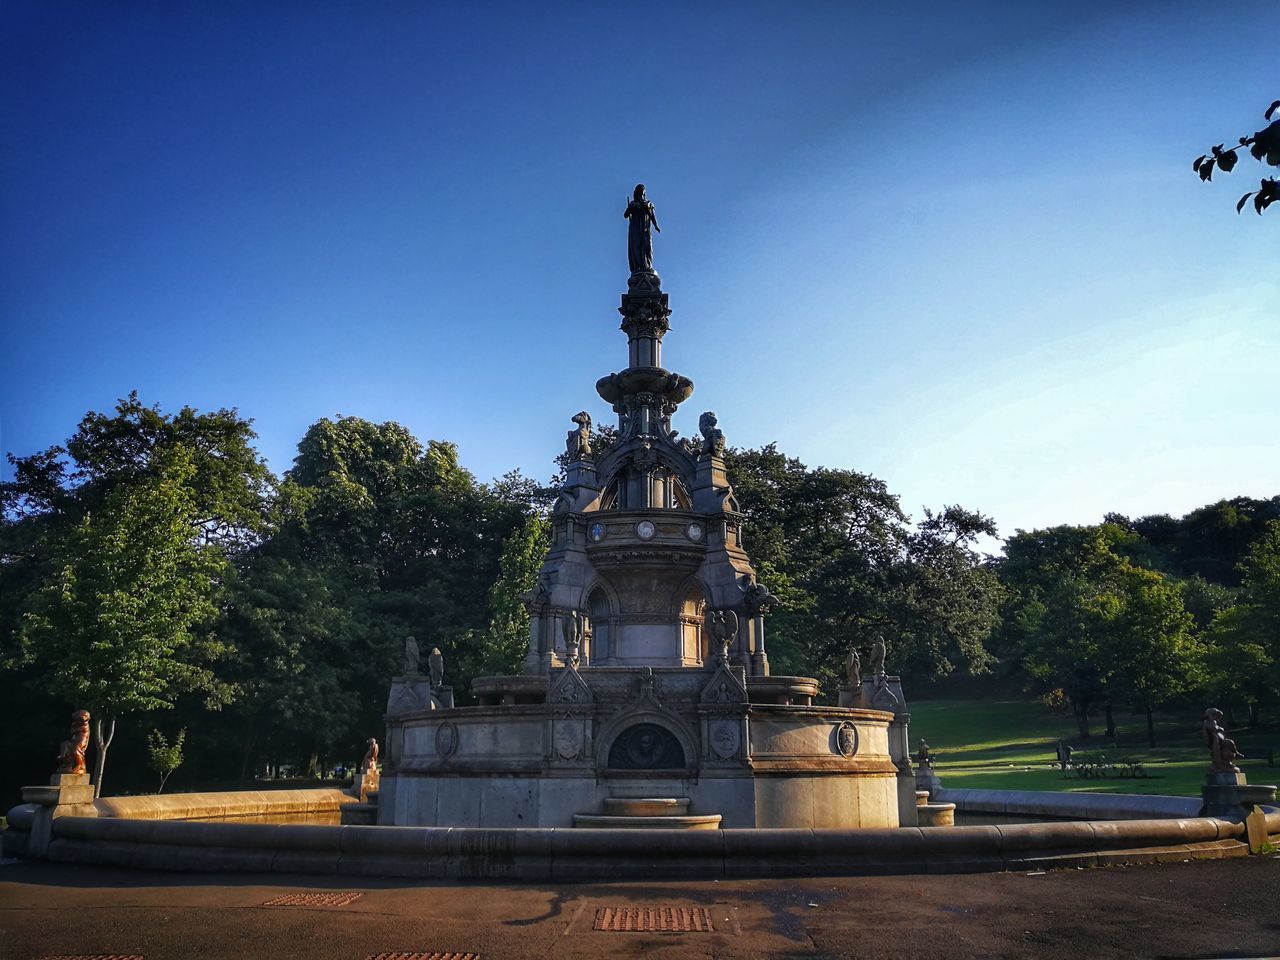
699 412 726 457
7 711 98 859
914 738 943 797
914 740 935 768
361 737 379 773
428 646 445 688
566 412 592 461
1198 706 1277 818
387 638 453 715
708 609 738 665
561 612 583 669
838 644 862 707
56 709 91 775
869 634 887 678
352 737 380 803
1202 708 1242 772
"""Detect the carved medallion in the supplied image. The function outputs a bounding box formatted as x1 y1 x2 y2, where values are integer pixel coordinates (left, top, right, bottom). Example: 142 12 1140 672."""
607 722 685 770
635 520 656 540
590 522 606 542
435 721 459 759
686 522 704 542
709 720 740 760
835 721 858 758
553 719 584 760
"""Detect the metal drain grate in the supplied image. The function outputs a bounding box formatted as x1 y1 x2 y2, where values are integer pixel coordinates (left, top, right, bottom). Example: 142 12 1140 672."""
593 905 715 932
364 954 480 960
263 891 364 907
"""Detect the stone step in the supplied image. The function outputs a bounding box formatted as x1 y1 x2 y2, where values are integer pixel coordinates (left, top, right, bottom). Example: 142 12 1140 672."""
572 813 722 830
340 802 378 826
602 797 690 817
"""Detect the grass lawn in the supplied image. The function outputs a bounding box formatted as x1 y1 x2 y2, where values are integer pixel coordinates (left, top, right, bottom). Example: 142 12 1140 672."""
909 699 1278 798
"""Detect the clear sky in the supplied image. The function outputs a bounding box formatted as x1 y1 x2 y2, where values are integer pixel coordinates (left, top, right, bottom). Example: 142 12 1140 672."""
2 1 1276 549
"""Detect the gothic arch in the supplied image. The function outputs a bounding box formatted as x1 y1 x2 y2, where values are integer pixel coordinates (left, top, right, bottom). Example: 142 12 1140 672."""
595 704 698 776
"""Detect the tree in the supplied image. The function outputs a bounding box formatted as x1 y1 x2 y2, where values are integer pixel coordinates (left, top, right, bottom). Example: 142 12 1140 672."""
219 416 529 775
724 444 1001 693
1102 566 1203 746
17 449 233 795
997 523 1204 741
456 513 551 682
1 395 273 798
1204 520 1280 725
147 728 186 793
1193 99 1280 214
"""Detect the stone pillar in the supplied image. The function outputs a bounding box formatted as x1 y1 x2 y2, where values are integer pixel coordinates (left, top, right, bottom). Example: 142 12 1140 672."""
751 612 769 677
11 773 97 859
524 616 541 674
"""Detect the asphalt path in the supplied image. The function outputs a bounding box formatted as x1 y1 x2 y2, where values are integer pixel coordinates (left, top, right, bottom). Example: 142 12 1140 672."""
1 856 1278 959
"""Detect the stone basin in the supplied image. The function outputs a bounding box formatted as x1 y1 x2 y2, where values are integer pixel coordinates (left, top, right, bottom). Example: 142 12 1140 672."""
602 797 690 817
918 802 956 827
572 813 722 829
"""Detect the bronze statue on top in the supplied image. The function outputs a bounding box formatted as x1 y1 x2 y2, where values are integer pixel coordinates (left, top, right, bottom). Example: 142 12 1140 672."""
624 183 660 282
56 709 91 776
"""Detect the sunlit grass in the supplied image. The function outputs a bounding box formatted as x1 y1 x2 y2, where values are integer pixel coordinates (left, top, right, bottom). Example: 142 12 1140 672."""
909 699 1278 798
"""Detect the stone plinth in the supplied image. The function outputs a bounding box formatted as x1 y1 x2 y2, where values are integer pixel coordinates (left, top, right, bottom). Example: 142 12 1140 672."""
12 773 97 858
386 677 453 715
1200 770 1278 818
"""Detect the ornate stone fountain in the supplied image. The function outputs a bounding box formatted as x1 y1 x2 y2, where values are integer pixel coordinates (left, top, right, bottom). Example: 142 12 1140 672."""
378 189 916 828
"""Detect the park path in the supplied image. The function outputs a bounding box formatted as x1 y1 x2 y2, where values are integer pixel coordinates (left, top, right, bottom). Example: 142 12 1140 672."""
1 856 1278 959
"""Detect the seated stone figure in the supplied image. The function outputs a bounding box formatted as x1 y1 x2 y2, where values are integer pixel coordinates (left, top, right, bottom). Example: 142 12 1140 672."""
56 709 91 776
699 411 725 457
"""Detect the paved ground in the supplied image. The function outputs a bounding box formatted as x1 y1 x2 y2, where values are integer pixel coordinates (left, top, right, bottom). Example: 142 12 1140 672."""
1 856 1278 959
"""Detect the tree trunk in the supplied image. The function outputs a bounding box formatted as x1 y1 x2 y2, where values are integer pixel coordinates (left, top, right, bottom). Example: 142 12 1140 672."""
92 712 117 799
1074 701 1091 738
1248 701 1260 727
1104 701 1116 739
1226 703 1238 727
1145 705 1156 747
238 731 257 788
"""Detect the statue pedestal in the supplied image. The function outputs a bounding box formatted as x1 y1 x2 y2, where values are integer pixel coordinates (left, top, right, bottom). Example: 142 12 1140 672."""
386 677 454 715
1199 769 1277 818
915 765 943 799
355 766 380 803
9 773 97 859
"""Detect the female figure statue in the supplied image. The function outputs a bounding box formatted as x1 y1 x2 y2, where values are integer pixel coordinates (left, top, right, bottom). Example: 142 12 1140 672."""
624 183 660 276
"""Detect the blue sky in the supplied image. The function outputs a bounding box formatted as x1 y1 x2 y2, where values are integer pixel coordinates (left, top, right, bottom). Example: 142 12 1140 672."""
2 1 1276 547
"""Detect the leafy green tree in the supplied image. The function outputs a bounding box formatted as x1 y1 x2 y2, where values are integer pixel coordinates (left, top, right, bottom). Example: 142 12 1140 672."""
17 449 233 795
147 728 187 793
724 444 1001 694
998 523 1204 741
456 513 551 681
1102 565 1203 746
220 416 528 775
1204 520 1280 725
